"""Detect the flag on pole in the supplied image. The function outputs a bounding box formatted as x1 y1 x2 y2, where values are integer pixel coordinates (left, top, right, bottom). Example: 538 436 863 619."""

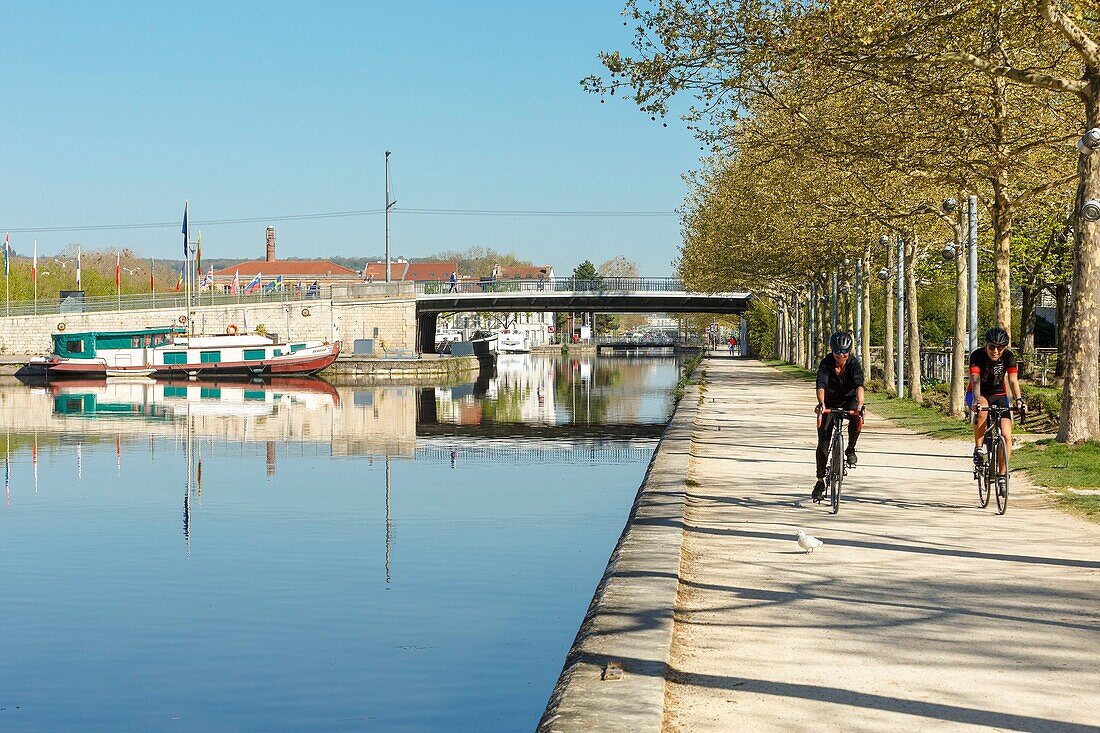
245 272 262 294
32 240 37 284
3 233 9 277
182 202 189 258
175 266 184 292
150 258 156 292
76 246 82 289
196 231 202 276
115 252 121 289
232 269 240 295
204 264 213 287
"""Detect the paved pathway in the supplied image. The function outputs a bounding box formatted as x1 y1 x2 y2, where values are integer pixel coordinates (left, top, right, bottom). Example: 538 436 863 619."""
663 357 1100 732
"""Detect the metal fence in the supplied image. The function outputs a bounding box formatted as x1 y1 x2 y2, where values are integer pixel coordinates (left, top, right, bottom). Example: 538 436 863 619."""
0 285 337 318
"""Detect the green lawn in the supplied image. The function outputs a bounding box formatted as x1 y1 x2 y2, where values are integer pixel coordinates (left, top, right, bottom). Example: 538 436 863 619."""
1015 440 1100 520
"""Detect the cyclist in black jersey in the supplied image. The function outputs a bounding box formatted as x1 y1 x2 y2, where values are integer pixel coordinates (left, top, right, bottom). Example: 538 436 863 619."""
969 326 1026 466
812 332 865 501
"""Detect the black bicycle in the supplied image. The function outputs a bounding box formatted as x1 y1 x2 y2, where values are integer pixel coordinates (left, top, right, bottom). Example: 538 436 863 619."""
973 404 1018 515
818 407 861 514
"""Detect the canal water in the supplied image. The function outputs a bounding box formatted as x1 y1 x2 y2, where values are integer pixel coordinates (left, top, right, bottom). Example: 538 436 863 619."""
0 354 682 732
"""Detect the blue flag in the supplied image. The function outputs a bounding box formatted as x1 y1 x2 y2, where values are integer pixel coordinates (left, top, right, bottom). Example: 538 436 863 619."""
182 202 189 258
3 234 8 277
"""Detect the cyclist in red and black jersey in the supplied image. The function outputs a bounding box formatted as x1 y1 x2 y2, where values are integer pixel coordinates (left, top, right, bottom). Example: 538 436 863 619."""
812 332 865 502
969 326 1026 465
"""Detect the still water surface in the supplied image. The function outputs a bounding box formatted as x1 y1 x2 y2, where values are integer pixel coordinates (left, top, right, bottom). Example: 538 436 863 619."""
0 354 681 731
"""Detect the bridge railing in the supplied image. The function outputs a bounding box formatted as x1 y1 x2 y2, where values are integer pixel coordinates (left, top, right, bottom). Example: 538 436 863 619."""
0 285 336 318
414 277 683 295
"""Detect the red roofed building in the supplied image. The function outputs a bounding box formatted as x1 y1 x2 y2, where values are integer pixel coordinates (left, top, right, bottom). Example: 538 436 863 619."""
361 260 457 283
210 227 359 294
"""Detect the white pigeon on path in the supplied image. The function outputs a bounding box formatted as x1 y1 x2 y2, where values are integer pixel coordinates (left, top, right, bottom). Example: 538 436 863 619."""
796 530 824 553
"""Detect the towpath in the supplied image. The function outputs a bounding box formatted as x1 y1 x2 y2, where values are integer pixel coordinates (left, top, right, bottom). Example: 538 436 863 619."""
663 357 1100 732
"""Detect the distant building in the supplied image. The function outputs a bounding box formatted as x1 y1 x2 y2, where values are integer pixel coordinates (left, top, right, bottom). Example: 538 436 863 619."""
362 260 458 285
211 227 358 294
442 264 557 347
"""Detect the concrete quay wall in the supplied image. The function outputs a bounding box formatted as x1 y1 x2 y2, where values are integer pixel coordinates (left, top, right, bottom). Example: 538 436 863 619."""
538 379 696 732
0 296 417 355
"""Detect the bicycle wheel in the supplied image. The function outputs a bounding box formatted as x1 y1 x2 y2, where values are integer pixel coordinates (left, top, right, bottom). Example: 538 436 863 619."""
830 424 844 514
976 461 991 508
994 434 1009 515
977 434 991 508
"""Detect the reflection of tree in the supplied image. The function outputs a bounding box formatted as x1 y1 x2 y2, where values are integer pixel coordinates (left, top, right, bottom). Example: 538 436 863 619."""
481 381 528 423
553 358 614 424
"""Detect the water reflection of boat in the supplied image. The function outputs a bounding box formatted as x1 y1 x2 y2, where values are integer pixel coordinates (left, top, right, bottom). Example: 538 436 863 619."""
50 377 340 420
496 331 530 354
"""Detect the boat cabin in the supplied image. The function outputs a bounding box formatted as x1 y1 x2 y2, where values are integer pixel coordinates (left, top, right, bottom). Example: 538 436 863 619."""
51 327 185 360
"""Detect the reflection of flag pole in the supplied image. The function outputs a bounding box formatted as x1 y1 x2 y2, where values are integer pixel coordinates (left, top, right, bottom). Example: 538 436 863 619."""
32 239 38 314
33 431 38 496
3 232 9 317
77 442 82 481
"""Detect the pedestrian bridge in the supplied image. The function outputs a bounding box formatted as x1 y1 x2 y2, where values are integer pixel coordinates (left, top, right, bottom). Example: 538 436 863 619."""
414 277 751 314
413 277 752 352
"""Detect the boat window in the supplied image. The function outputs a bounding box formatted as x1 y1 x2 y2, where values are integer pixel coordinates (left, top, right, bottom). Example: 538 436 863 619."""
96 335 134 349
162 352 187 365
290 343 306 353
144 336 153 347
65 339 85 354
244 349 267 361
200 351 221 363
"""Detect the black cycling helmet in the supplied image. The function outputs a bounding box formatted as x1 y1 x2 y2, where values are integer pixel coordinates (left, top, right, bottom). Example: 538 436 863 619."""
984 326 1010 347
829 331 854 354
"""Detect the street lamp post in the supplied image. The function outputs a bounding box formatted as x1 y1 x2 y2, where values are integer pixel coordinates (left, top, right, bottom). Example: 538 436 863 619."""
968 195 979 352
896 234 905 398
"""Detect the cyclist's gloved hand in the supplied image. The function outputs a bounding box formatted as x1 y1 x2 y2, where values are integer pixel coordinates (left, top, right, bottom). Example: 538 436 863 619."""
815 403 824 414
1016 399 1028 420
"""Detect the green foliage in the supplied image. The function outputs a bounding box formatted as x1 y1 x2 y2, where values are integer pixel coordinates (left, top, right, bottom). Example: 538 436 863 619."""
746 300 776 359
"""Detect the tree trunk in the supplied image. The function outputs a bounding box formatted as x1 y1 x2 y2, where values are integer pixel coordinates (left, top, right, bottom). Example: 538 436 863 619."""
905 236 923 403
861 248 872 372
949 242 968 416
1054 282 1068 378
1019 284 1037 379
990 71 1014 334
1058 88 1100 443
884 244 896 394
990 185 1015 334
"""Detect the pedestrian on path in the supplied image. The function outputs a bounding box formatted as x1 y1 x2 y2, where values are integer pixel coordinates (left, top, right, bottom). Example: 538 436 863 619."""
813 331 864 502
448 270 458 293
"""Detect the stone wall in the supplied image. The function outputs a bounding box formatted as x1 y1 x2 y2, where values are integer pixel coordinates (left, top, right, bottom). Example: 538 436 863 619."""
0 295 417 355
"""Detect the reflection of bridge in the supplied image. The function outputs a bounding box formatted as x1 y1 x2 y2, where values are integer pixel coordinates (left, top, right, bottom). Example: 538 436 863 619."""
413 278 752 352
415 438 656 464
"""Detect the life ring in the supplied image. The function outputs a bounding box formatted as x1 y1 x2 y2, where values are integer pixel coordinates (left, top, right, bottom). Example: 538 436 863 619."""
226 324 239 336
57 322 66 331
178 315 188 324
301 308 311 317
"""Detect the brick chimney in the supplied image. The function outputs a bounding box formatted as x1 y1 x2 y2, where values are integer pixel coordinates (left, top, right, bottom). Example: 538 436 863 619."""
266 226 276 262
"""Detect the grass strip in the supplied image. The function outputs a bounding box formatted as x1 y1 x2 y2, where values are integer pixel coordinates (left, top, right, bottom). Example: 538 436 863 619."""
1015 440 1100 520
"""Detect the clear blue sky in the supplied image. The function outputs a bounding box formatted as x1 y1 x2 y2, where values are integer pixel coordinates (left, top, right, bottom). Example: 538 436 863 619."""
0 1 700 275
